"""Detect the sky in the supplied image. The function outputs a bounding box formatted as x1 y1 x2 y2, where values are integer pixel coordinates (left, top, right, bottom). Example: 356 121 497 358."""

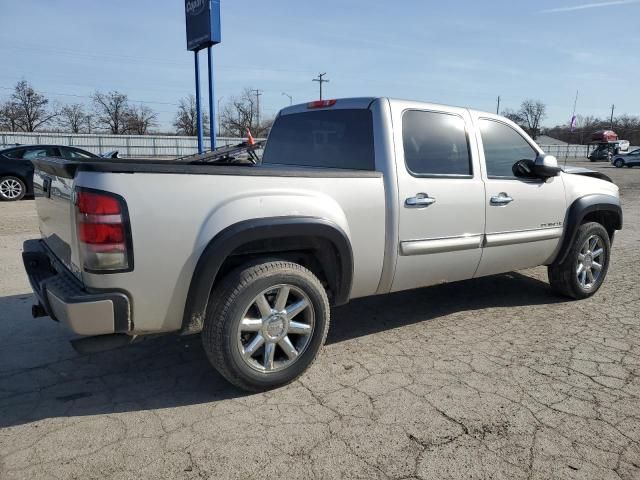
1 0 639 131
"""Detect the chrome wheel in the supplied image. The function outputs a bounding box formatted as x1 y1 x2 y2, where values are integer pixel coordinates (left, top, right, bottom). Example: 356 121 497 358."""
576 235 605 290
0 178 23 200
236 284 315 373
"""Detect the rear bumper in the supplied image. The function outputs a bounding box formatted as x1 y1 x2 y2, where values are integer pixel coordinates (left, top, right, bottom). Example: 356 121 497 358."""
22 239 131 336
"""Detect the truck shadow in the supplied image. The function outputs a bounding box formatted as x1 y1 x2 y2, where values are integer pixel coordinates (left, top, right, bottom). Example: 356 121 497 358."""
0 271 566 428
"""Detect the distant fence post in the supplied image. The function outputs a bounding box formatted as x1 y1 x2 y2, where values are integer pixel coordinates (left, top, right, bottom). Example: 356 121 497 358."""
126 137 131 157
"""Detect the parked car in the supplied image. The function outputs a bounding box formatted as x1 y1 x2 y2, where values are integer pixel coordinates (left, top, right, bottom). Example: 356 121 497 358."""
0 145 98 201
612 148 640 168
23 98 622 391
588 144 615 162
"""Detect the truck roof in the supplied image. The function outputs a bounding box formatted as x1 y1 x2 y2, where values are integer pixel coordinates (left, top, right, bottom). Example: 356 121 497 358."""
279 97 495 118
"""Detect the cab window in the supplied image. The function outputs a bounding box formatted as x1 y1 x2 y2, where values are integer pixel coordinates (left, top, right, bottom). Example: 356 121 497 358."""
402 110 471 176
479 120 537 178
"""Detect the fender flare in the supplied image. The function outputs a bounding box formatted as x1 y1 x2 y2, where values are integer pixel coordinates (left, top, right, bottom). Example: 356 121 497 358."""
181 216 353 333
553 194 622 264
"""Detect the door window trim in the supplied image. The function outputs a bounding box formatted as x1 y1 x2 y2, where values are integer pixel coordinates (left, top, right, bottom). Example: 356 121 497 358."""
401 109 474 179
478 117 542 181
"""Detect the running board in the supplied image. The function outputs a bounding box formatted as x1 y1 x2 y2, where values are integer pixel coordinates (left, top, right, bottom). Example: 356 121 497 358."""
70 334 137 355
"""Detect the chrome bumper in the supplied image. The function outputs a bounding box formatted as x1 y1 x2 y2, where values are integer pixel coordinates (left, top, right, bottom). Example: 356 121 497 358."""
22 239 131 336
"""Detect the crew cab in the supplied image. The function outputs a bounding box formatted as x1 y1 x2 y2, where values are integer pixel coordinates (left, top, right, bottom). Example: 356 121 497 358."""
23 98 622 391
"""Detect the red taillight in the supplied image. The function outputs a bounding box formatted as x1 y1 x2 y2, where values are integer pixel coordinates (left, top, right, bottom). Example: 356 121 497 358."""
79 223 125 244
78 191 121 215
307 99 337 109
76 190 131 272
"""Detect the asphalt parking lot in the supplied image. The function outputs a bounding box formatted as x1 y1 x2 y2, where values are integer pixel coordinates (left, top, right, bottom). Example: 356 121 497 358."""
0 159 639 480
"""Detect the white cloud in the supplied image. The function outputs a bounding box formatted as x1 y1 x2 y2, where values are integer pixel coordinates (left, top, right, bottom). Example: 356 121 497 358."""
540 0 640 13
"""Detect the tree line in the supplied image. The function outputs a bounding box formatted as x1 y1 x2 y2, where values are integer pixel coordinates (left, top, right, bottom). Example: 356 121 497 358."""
545 115 640 146
0 80 274 137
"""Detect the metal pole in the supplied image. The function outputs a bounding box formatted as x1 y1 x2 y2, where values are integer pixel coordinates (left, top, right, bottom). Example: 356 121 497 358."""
610 104 615 130
194 50 204 154
496 96 500 114
207 47 216 150
217 96 224 137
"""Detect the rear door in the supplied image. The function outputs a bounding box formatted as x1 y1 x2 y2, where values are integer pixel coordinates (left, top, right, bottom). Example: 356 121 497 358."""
390 102 485 292
472 115 566 277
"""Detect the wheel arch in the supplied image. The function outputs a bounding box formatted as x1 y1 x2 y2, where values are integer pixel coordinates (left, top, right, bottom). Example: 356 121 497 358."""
552 194 622 265
181 217 353 334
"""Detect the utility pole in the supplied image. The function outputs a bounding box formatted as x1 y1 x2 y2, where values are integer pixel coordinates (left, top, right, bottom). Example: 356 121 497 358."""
313 73 329 100
496 96 500 115
217 96 224 137
250 89 263 128
610 104 615 130
282 92 293 105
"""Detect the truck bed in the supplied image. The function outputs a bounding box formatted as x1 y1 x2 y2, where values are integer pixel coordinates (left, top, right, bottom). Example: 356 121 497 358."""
31 157 382 179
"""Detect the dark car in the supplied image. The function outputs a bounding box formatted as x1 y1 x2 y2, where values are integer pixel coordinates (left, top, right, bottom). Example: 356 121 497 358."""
612 148 640 168
588 144 615 162
0 145 98 201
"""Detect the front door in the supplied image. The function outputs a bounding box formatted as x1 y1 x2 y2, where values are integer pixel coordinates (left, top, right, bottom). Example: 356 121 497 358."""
473 116 566 277
390 104 485 292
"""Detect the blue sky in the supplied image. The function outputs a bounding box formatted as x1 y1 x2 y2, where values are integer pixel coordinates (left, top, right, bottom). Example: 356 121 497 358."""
1 0 639 131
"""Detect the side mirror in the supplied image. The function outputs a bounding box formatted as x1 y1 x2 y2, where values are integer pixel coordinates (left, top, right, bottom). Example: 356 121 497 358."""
513 155 561 179
533 154 561 178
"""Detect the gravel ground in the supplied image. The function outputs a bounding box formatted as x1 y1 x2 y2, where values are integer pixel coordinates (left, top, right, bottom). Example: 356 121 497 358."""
0 159 639 480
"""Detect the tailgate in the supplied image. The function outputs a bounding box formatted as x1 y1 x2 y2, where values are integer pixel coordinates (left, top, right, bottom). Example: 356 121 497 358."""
32 158 82 278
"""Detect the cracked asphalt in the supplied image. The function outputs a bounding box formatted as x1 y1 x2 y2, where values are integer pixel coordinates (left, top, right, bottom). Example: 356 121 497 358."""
1 159 639 479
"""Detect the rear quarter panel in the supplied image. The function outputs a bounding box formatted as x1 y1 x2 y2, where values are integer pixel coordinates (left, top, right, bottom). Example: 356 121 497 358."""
76 170 386 333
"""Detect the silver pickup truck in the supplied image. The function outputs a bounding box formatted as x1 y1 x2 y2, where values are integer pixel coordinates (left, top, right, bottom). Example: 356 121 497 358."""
23 97 622 391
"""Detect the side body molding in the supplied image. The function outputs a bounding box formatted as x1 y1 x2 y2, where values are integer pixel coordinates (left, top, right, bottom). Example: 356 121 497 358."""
181 217 354 334
552 194 622 264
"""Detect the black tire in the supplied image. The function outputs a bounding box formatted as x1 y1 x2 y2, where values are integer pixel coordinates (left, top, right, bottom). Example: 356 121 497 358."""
202 260 330 391
614 159 624 168
548 222 611 299
0 176 26 201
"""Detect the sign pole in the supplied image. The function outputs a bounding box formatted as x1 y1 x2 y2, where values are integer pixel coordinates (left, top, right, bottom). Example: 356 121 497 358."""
194 50 204 154
207 46 216 150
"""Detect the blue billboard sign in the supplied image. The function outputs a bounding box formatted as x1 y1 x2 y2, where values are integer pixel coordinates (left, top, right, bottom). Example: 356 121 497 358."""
185 0 221 51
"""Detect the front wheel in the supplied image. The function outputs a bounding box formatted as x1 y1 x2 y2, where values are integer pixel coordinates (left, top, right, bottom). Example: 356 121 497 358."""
614 159 624 168
548 222 611 299
0 176 26 201
202 260 330 391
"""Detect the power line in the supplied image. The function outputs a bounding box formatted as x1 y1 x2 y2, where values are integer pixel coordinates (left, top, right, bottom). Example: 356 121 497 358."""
312 73 329 100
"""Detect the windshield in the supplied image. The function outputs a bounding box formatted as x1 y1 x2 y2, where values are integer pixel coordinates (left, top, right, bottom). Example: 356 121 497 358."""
262 109 375 170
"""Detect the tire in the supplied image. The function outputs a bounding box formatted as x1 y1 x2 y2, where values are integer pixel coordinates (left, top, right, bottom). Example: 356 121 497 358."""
614 159 624 168
548 222 611 300
202 260 330 391
0 176 26 201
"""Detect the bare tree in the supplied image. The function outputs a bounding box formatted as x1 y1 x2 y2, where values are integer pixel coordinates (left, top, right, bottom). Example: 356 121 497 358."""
518 99 547 140
220 88 272 137
9 80 57 132
173 95 209 136
92 91 129 134
501 108 524 125
0 101 22 131
125 104 158 135
58 103 87 133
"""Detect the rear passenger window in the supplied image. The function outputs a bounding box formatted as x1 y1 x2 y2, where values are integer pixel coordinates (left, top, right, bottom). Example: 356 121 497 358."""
479 119 537 178
402 110 471 176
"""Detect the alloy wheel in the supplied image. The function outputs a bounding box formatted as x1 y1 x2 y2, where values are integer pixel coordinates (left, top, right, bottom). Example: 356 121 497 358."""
236 284 315 373
576 235 605 290
0 178 23 200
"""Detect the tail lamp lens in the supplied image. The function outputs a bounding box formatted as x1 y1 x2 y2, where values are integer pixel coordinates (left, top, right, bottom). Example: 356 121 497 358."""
76 189 131 272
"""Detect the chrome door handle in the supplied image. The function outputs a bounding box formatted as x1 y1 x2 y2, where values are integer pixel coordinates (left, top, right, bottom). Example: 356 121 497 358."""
405 193 436 208
490 192 514 205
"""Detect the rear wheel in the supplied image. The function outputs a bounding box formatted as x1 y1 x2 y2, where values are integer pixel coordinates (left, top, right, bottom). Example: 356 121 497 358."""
614 159 624 168
0 176 25 201
548 222 611 299
202 260 330 391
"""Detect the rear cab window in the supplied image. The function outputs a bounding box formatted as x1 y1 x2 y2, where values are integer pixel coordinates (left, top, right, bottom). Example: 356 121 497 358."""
402 110 472 176
262 109 375 170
